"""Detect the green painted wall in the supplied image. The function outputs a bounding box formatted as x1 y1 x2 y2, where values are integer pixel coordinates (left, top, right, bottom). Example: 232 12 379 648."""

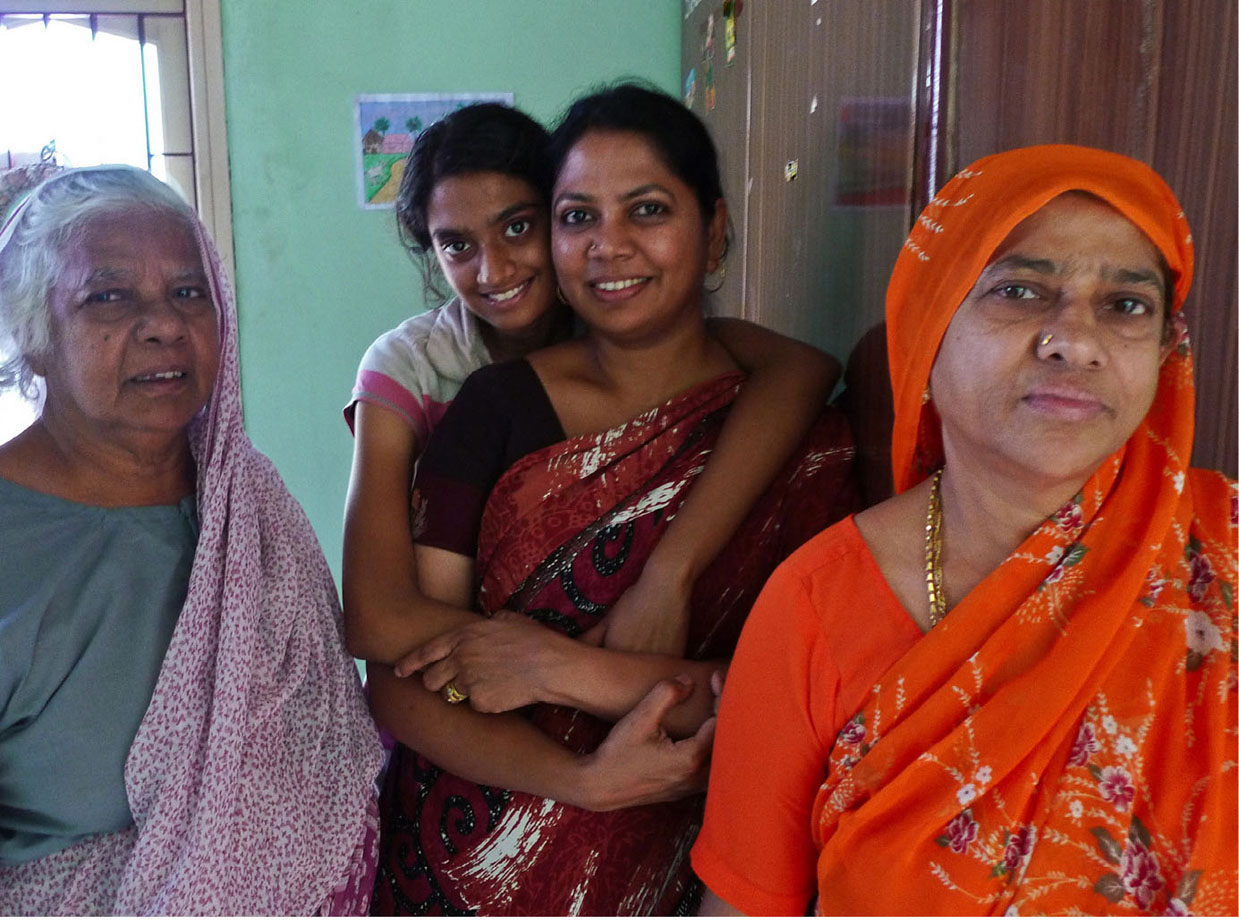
220 1 680 584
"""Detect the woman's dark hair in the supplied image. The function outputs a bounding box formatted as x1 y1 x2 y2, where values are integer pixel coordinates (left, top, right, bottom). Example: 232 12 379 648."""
395 103 551 262
547 82 725 222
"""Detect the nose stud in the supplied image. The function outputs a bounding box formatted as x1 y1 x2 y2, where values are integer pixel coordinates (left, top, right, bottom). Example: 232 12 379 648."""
1039 333 1054 348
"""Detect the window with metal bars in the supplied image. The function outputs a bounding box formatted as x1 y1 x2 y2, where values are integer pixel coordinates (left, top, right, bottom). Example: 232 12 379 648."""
0 0 230 443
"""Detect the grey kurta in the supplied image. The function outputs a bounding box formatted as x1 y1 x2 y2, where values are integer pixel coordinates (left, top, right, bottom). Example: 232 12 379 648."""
0 476 197 865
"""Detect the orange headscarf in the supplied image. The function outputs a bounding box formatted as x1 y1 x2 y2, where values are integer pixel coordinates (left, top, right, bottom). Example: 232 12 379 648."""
812 146 1237 915
889 144 1195 493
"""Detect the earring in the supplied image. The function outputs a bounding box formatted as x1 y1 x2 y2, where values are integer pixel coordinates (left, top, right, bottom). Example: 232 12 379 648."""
922 386 932 404
1038 332 1054 348
704 260 727 294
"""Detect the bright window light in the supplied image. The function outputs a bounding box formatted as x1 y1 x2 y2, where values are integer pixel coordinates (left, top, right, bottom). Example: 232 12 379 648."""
1 15 163 442
0 17 153 169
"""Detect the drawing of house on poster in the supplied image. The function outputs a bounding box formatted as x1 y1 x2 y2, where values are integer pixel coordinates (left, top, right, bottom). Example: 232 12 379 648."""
356 92 513 208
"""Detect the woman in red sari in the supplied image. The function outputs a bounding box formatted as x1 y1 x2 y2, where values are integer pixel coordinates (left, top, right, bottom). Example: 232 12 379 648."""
365 84 860 915
693 145 1237 915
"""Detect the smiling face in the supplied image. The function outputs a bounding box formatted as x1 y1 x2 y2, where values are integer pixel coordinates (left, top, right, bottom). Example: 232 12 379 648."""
551 130 727 346
929 192 1172 487
34 209 220 448
426 171 556 353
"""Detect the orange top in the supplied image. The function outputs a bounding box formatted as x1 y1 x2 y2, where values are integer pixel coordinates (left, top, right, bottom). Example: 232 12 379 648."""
691 518 920 915
698 146 1237 915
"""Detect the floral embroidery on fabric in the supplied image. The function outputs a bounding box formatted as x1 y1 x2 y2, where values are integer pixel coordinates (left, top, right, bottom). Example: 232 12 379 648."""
1184 609 1225 669
1069 722 1101 766
938 810 979 854
1094 765 1136 812
1141 565 1167 606
1050 493 1085 536
1186 540 1216 602
1041 542 1088 587
837 712 866 747
1000 825 1036 880
1090 819 1170 911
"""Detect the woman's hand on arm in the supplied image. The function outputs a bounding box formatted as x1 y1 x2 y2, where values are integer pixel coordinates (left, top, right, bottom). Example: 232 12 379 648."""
401 541 566 713
342 402 484 662
367 664 715 811
581 675 717 809
580 554 694 657
394 610 725 738
393 609 573 710
586 318 840 657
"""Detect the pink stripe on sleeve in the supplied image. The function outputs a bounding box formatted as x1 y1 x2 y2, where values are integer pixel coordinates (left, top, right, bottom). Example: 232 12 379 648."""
349 370 429 439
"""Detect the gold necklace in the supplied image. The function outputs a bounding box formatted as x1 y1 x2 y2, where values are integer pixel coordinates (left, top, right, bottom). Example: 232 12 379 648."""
924 468 947 627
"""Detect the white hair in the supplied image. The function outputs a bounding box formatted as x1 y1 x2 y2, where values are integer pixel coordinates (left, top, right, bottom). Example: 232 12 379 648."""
0 167 197 396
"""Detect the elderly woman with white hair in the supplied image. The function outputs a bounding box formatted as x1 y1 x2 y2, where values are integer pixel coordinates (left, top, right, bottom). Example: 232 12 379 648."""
0 165 383 914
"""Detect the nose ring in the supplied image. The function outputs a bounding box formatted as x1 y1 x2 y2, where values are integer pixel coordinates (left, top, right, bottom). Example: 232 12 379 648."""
1039 333 1054 348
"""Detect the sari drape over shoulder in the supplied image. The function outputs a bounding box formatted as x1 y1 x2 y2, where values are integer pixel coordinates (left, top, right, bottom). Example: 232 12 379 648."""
380 372 858 916
812 146 1237 915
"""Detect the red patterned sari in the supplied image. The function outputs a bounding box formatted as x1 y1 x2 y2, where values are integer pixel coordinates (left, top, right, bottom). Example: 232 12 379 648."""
373 372 858 915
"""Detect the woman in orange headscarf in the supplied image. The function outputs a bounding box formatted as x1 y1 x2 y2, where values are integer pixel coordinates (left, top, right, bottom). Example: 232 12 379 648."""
691 145 1237 916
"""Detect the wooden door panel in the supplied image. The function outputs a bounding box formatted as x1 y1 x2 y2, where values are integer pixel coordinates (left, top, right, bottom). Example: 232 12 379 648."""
954 0 1159 164
1149 0 1237 475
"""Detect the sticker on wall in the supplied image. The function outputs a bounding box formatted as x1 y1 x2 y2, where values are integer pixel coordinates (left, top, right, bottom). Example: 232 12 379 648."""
355 92 512 209
704 13 716 112
723 0 740 63
834 96 912 207
684 68 697 109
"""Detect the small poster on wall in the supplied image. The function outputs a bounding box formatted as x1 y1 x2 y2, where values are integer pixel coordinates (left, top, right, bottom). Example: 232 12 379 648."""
834 96 912 208
355 92 513 209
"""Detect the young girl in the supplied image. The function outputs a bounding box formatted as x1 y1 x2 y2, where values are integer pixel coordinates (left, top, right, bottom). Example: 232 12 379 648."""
344 101 844 666
362 85 862 915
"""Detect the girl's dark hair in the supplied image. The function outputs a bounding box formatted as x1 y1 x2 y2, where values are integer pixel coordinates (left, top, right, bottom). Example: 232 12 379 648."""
395 103 551 260
547 82 725 221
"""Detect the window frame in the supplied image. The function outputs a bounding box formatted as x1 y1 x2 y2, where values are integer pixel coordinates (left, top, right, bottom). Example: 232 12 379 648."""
0 0 234 275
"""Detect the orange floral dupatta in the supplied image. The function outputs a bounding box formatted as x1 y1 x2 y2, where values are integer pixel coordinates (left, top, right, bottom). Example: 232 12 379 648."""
812 146 1237 915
